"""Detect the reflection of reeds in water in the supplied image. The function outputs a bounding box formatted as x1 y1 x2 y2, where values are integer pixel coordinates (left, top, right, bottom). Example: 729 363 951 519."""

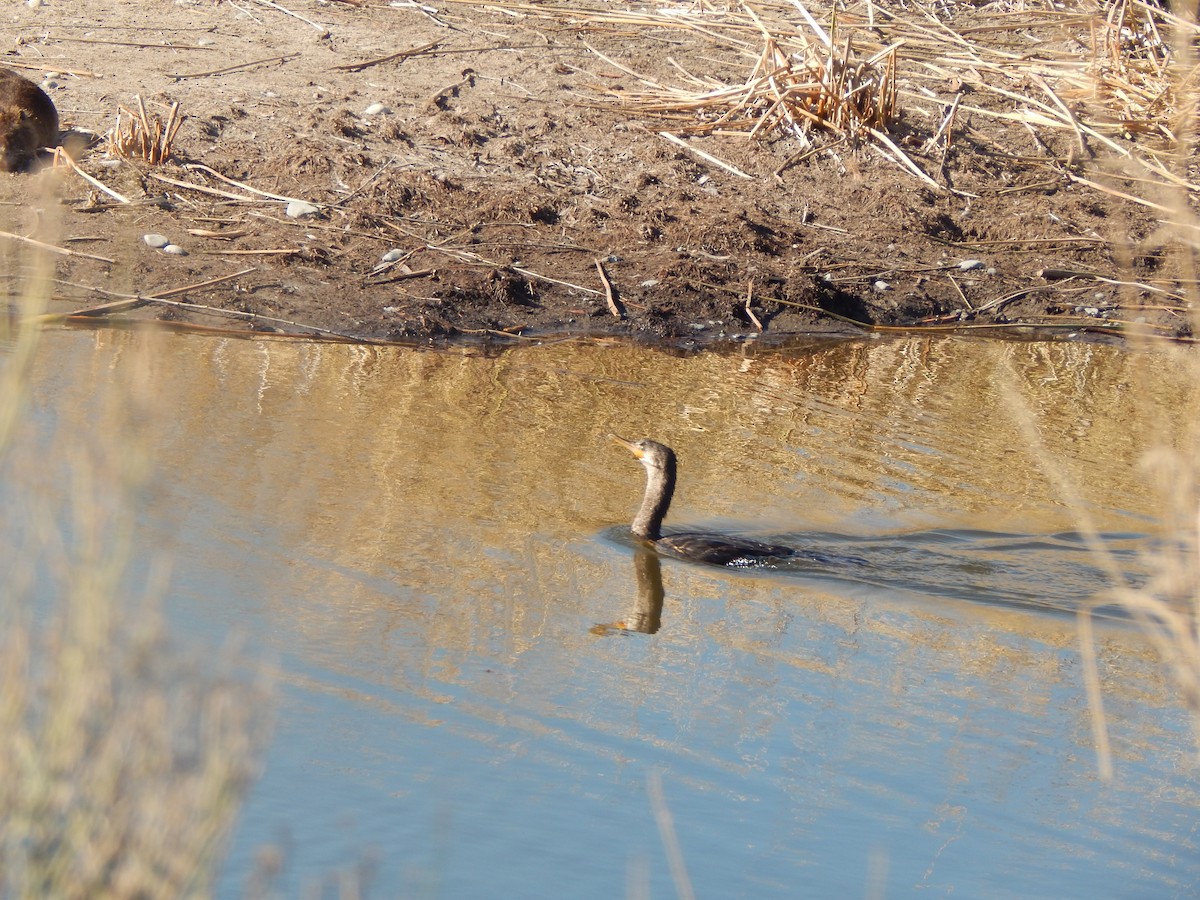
0 226 269 894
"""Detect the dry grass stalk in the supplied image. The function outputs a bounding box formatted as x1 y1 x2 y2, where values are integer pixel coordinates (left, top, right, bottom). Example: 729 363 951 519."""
601 26 897 149
107 96 182 165
525 0 1198 198
1079 448 1200 779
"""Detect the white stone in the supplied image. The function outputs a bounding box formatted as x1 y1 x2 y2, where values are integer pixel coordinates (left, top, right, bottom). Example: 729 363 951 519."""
285 200 320 219
143 233 171 248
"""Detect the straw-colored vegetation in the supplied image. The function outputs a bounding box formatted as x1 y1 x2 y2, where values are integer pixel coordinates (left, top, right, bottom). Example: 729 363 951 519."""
0 222 269 895
549 0 1200 202
106 96 182 166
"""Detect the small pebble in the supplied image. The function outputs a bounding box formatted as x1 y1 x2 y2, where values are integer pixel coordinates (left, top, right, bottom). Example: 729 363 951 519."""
958 259 984 271
286 200 320 219
363 102 390 116
381 248 405 263
143 233 171 249
162 244 188 256
640 279 660 288
873 280 891 292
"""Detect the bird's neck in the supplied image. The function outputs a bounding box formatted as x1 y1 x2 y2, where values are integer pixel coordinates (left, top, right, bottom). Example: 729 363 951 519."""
633 460 675 540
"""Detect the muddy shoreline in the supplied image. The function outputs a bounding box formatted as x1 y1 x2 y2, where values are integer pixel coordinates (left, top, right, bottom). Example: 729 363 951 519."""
1 1 1192 345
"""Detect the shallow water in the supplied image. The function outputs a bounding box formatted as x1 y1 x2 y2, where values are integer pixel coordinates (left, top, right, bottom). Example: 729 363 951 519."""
10 330 1200 897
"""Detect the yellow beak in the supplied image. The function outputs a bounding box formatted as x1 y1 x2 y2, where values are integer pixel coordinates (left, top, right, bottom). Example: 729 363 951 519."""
608 433 644 459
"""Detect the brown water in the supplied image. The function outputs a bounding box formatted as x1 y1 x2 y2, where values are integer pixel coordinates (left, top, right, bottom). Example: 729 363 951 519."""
14 329 1200 897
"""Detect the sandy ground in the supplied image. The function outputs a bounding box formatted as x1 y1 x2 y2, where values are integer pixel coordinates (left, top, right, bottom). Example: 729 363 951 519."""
0 0 1191 345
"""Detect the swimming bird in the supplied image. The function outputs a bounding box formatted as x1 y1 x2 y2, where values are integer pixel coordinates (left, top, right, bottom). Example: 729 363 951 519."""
610 435 795 567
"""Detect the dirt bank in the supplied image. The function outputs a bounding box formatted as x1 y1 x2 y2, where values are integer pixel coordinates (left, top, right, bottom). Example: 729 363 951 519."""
1 0 1193 345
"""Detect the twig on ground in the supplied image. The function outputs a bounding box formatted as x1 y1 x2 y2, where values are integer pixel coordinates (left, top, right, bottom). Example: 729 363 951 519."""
659 131 752 179
181 163 317 206
594 259 625 319
0 230 115 264
169 54 300 79
332 40 442 72
252 0 330 36
55 148 131 204
744 280 763 330
33 269 256 322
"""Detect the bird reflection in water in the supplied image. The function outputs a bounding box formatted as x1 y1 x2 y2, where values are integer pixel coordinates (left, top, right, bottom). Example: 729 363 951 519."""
591 547 665 636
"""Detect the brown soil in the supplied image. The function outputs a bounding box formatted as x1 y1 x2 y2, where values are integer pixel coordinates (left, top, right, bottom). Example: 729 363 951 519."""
0 0 1192 346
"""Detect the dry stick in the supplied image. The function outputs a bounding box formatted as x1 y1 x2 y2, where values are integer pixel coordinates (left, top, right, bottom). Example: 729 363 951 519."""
188 229 252 240
117 296 364 340
50 272 367 341
0 230 115 264
1037 266 1185 301
147 172 260 203
34 268 256 322
331 40 442 72
206 248 299 256
1030 73 1090 161
49 37 217 49
868 127 942 191
163 101 182 154
253 0 330 35
181 163 316 206
659 131 752 179
924 92 961 154
584 40 668 90
366 268 437 286
594 259 624 319
787 0 833 48
744 280 763 330
1 60 100 78
169 54 300 79
405 235 603 296
1067 172 1178 215
56 150 131 204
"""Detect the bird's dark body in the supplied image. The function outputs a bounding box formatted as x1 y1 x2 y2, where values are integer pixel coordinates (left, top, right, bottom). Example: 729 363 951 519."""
656 532 795 567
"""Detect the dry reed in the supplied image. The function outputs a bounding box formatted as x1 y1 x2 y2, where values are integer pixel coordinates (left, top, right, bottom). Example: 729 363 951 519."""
482 0 1200 198
107 96 182 165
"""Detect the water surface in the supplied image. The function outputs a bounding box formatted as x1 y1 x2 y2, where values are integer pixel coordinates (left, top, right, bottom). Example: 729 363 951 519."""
12 330 1200 897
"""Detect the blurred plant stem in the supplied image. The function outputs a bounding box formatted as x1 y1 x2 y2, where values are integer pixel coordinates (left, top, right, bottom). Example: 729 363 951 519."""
0 176 270 897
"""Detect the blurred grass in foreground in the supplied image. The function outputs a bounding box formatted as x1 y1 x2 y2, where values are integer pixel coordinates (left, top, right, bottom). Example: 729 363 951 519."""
1065 5 1200 778
0 176 270 897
